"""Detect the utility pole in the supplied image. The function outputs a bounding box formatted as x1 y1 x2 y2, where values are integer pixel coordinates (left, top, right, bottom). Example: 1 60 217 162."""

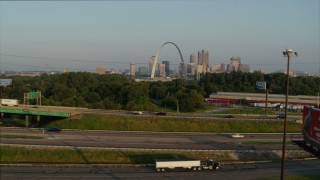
265 88 268 115
176 100 180 113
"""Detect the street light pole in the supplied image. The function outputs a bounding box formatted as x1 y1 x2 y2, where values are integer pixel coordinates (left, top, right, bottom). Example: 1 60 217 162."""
280 49 298 180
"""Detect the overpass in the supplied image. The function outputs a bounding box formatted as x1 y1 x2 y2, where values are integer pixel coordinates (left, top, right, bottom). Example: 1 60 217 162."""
0 105 83 126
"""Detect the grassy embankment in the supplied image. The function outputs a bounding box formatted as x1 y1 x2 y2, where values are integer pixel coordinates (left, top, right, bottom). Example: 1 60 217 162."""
41 114 301 133
1 145 280 165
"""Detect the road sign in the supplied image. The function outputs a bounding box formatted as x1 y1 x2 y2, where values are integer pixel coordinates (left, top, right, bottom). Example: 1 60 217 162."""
0 79 12 87
256 81 266 90
28 91 40 99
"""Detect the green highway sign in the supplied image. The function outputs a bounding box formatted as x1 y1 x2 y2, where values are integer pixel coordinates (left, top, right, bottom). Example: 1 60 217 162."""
28 91 40 99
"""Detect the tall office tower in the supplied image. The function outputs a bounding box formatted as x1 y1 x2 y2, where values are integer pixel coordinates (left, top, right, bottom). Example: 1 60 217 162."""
227 56 241 72
96 66 106 75
187 63 196 75
198 51 203 65
159 63 166 77
130 63 135 76
197 50 209 73
198 50 209 66
202 50 209 67
162 61 170 75
190 53 196 64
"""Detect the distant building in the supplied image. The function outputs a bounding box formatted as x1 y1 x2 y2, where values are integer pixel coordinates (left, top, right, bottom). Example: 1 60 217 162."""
227 57 250 73
187 63 196 75
198 50 209 66
139 67 148 76
198 50 209 73
130 63 135 76
63 67 69 73
162 61 170 75
239 64 250 72
108 69 122 74
96 66 106 75
227 57 241 72
159 63 166 77
196 64 206 80
211 64 225 73
190 53 197 64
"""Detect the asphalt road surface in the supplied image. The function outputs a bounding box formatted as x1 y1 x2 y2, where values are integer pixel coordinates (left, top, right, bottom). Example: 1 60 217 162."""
1 128 301 150
1 160 319 180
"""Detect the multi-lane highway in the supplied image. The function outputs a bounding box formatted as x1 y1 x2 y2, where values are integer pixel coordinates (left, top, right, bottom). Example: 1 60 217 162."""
1 128 301 151
1 160 319 180
0 114 316 180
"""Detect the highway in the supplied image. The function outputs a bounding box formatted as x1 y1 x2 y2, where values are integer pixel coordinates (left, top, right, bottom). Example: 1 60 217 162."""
79 108 301 121
1 128 301 150
1 160 319 180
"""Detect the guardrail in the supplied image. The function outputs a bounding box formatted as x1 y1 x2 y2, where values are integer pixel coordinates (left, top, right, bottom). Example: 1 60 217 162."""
0 143 308 153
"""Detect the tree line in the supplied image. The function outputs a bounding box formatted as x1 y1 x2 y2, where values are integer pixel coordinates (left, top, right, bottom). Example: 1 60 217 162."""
0 72 319 112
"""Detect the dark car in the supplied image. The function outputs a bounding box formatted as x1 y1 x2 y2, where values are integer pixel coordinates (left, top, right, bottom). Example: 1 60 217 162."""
223 115 235 118
46 127 62 132
277 114 285 119
156 112 167 116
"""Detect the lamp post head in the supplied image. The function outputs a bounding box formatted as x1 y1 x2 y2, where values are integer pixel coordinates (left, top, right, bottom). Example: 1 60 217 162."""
282 49 298 57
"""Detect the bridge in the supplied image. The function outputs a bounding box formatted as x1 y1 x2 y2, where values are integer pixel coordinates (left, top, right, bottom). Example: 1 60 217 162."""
0 105 83 119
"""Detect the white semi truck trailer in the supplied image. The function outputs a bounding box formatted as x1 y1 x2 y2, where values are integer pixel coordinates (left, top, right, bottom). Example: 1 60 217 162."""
0 99 19 107
155 159 220 172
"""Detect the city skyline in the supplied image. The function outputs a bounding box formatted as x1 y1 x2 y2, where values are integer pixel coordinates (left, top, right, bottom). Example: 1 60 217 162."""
0 0 319 74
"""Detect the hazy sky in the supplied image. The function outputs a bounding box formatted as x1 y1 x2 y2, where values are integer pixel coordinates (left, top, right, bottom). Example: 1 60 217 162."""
0 0 319 74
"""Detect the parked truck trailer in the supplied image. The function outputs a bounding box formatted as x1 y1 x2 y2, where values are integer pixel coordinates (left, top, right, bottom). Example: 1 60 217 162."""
302 106 320 151
0 99 19 107
155 158 220 172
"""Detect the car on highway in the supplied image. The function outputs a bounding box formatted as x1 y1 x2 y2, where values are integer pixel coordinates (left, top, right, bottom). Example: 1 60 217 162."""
46 127 62 132
130 111 143 115
223 115 235 118
155 112 166 116
231 134 244 138
277 114 285 119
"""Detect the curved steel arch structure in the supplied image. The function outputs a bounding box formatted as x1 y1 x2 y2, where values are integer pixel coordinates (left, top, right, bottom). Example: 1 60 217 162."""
150 42 185 78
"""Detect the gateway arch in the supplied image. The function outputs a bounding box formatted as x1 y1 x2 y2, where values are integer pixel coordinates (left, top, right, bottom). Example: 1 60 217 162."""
150 42 186 78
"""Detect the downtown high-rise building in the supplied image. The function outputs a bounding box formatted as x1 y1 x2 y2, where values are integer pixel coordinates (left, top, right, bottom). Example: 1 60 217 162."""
162 61 170 75
227 56 241 72
190 53 197 64
130 63 135 76
187 63 196 75
227 56 250 72
96 66 106 75
159 63 166 77
198 50 209 67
